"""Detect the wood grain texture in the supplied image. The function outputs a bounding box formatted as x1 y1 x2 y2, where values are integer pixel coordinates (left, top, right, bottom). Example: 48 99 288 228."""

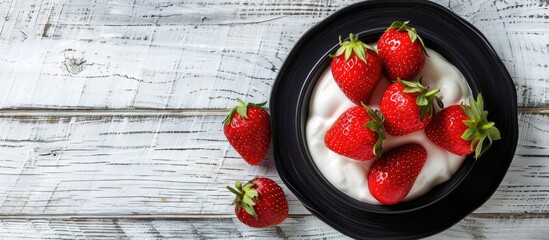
0 0 546 109
0 113 307 215
0 215 548 239
0 0 547 238
0 112 544 215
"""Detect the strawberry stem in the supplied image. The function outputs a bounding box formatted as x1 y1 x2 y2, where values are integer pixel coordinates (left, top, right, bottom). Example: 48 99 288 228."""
226 186 244 198
227 180 258 218
460 94 501 159
362 103 386 158
386 21 429 57
223 99 267 125
329 33 376 62
397 78 443 120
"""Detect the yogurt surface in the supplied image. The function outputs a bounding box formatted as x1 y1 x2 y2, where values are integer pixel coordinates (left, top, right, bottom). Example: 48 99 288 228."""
305 48 472 204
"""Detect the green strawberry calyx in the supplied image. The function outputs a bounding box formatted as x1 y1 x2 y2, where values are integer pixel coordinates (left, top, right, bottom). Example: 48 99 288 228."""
362 104 386 158
329 33 376 62
397 78 444 120
386 20 429 57
227 180 259 218
460 94 501 159
223 98 267 125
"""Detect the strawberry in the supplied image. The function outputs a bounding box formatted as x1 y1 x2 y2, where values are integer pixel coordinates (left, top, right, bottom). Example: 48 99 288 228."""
223 99 270 165
324 105 385 161
227 177 289 228
380 78 443 136
425 94 501 159
330 33 382 105
378 21 428 80
368 143 427 205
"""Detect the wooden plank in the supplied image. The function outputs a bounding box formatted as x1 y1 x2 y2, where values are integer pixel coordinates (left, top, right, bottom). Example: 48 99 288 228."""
480 112 549 213
0 113 307 215
452 0 549 108
0 215 548 239
0 112 545 215
0 0 546 109
0 0 351 109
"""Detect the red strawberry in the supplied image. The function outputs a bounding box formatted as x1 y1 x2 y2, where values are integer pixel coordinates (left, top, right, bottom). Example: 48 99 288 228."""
331 33 382 105
368 143 427 205
223 99 270 165
425 94 501 158
378 21 428 80
325 105 385 161
227 178 289 228
380 78 443 136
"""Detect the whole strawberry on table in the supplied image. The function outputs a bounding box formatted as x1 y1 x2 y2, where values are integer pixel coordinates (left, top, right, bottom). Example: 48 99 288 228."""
223 100 289 227
223 98 271 165
227 178 289 228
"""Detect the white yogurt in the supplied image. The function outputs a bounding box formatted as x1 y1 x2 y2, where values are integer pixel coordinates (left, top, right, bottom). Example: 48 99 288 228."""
306 48 472 204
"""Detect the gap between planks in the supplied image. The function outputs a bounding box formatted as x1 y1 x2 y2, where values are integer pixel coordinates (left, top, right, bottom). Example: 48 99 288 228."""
0 107 544 117
0 213 548 220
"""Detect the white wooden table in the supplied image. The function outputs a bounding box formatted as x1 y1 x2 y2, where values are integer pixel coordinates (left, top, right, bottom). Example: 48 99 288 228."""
0 0 547 239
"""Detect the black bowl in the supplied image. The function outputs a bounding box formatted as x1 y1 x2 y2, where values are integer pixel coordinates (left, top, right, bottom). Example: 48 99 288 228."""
270 0 518 239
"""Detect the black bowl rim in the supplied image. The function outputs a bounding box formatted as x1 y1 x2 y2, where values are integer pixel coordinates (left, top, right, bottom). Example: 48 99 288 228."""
270 0 518 239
